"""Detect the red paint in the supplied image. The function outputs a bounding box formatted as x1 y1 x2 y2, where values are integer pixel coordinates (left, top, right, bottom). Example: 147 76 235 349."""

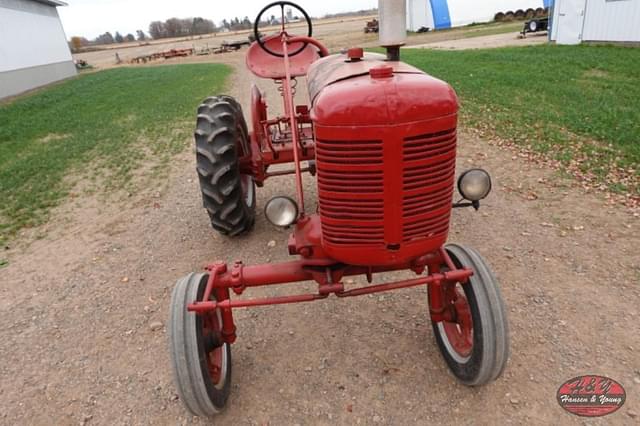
280 37 306 212
189 257 472 314
189 26 472 349
308 52 458 266
369 65 394 79
201 307 224 384
245 34 321 79
440 283 473 356
347 47 364 61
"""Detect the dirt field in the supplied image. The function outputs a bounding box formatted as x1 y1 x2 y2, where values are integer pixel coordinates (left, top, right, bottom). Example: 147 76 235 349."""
73 17 533 69
406 31 548 50
2 21 639 426
73 16 379 69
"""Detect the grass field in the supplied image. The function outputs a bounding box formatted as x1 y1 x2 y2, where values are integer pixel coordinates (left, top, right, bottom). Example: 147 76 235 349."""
402 44 640 194
407 21 523 40
459 21 523 38
0 64 230 245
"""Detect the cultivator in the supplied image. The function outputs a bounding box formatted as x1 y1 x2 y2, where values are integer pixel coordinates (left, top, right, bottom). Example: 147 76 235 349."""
168 0 510 418
130 48 193 64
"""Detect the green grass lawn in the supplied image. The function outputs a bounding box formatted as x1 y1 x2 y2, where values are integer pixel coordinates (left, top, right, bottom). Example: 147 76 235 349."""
407 21 523 42
0 64 230 245
458 22 523 38
402 44 640 194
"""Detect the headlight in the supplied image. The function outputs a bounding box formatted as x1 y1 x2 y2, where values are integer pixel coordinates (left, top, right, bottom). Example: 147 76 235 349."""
264 196 299 227
457 169 492 201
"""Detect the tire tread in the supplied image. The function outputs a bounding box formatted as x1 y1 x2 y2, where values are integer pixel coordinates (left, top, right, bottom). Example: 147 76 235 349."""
432 244 510 386
194 96 255 236
168 273 231 417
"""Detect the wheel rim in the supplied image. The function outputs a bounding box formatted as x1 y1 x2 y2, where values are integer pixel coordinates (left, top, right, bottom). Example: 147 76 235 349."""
201 309 228 390
240 174 255 206
236 120 254 208
438 282 473 363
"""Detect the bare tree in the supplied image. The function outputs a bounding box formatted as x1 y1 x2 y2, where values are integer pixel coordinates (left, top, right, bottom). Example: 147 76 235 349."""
149 21 166 39
148 17 217 39
94 32 114 44
192 17 216 35
164 18 181 37
69 36 88 52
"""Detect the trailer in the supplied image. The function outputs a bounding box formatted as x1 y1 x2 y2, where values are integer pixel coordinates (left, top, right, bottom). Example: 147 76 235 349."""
521 16 549 37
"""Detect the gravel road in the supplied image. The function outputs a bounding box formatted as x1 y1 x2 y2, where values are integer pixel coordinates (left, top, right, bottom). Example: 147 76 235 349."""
1 50 639 426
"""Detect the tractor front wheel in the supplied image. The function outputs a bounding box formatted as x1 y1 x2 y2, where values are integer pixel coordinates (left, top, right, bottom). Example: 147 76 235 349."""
195 96 256 236
168 273 232 417
431 244 509 386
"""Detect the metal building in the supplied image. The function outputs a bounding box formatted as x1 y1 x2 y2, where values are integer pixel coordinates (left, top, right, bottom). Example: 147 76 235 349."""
406 0 552 31
0 0 76 100
550 0 640 44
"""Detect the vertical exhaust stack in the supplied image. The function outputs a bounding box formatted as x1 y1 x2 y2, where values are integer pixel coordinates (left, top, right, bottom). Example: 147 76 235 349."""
378 0 407 61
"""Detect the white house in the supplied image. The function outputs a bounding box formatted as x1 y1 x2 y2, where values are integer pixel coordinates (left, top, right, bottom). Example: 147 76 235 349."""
406 0 553 31
551 0 640 44
0 0 76 100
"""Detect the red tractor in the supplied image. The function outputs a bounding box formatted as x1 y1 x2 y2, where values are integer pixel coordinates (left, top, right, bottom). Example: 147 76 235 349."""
169 1 509 417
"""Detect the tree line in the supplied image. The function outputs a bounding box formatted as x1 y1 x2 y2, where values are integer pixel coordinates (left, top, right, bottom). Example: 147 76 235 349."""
69 30 147 51
68 10 314 51
69 15 262 51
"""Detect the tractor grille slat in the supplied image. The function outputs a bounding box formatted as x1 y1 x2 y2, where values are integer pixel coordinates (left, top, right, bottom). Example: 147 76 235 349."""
316 139 384 246
402 215 451 241
403 159 456 191
316 139 383 165
402 129 456 243
403 190 453 218
317 169 383 194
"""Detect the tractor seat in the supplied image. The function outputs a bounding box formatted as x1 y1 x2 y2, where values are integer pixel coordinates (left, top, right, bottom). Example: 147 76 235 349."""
246 34 321 79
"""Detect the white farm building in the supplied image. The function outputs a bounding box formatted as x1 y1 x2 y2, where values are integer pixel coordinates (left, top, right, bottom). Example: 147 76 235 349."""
551 0 640 44
0 0 76 100
405 0 640 44
406 0 553 31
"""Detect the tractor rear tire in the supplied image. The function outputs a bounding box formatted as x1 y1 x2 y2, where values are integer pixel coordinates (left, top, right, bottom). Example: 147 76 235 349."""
168 273 232 417
195 96 256 236
431 244 510 386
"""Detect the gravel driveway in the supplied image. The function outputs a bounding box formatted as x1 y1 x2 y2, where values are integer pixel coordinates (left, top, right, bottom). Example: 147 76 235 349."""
1 52 639 425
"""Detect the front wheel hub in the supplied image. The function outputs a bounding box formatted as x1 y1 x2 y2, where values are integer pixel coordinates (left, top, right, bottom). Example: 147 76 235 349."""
439 283 474 360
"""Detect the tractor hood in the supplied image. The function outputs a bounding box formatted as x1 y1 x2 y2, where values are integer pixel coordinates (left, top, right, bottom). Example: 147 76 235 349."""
307 52 458 127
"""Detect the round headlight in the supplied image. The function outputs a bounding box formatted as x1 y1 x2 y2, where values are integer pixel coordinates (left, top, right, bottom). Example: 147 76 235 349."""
264 196 299 227
457 169 492 201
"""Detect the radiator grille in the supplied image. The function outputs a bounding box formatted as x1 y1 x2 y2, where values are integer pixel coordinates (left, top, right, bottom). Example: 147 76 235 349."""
316 139 384 246
316 129 456 248
402 129 456 242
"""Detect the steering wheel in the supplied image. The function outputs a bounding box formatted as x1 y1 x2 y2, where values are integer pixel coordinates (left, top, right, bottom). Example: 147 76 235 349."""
253 1 313 57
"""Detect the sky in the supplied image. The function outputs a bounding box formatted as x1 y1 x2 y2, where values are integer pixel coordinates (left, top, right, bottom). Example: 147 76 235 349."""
58 0 379 39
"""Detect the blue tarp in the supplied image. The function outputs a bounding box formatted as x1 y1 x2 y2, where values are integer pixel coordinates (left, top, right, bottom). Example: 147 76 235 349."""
430 0 452 29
